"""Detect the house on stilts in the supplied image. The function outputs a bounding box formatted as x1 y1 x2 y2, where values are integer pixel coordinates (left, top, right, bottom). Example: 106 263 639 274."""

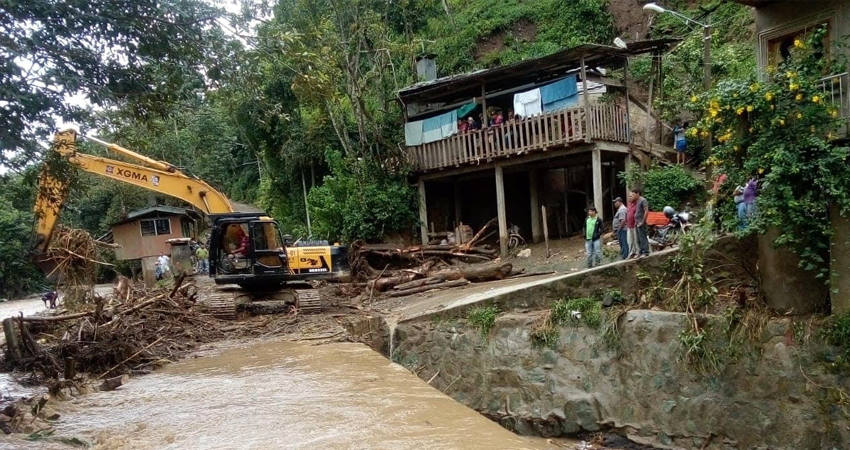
398 39 676 257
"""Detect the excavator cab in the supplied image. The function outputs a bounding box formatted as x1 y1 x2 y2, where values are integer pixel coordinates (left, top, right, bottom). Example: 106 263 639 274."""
208 214 290 288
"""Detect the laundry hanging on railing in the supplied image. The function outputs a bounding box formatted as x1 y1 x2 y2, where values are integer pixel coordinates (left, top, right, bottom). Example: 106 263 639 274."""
513 88 542 118
405 108 459 145
404 120 424 146
540 75 579 112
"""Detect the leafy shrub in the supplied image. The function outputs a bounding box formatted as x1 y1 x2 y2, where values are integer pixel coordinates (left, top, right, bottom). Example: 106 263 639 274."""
821 312 850 374
620 163 703 210
467 305 499 336
308 151 418 243
0 197 45 298
688 25 850 276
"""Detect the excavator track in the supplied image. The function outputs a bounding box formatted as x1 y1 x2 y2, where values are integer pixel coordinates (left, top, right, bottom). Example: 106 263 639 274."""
201 285 322 319
294 289 321 313
203 288 240 320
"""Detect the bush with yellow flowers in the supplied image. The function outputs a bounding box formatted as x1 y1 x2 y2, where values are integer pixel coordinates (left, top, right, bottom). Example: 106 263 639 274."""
688 26 850 277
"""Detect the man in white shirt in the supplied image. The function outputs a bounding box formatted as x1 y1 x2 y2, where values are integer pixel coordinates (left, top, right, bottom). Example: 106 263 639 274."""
156 252 171 280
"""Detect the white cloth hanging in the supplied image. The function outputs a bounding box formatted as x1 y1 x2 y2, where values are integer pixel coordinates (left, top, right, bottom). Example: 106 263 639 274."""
513 88 542 118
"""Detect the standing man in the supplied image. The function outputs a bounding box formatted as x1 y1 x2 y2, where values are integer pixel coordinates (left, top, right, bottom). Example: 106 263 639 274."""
612 197 629 260
157 252 171 280
631 188 651 258
584 206 604 268
196 244 210 275
626 194 638 259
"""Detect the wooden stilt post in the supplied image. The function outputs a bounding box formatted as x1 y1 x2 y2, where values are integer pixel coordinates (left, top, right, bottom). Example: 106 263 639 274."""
454 180 462 232
592 148 604 220
563 167 570 235
418 179 429 245
580 55 591 143
542 205 550 258
530 170 541 243
495 165 508 258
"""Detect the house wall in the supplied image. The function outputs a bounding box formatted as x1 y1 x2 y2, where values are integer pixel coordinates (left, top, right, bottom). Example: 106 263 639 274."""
113 216 184 261
753 1 850 70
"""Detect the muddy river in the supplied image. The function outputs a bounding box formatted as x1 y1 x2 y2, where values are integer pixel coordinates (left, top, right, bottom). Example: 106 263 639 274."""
0 340 577 449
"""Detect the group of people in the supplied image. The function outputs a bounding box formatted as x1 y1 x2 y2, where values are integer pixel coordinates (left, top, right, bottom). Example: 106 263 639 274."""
458 109 522 132
584 188 652 269
733 178 758 230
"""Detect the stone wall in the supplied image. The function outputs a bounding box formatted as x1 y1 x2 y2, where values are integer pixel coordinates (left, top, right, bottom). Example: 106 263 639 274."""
392 310 849 450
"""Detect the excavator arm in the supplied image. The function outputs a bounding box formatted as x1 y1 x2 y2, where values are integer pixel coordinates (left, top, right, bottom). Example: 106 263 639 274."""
33 129 234 252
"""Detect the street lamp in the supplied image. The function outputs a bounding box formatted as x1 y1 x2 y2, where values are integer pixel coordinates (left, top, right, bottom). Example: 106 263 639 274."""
643 2 711 90
644 2 712 159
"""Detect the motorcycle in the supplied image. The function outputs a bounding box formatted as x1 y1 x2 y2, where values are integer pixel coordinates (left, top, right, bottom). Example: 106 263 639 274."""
508 223 526 249
648 206 693 250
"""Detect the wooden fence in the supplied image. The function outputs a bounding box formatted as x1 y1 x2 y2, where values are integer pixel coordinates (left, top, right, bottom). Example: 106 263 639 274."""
406 103 630 172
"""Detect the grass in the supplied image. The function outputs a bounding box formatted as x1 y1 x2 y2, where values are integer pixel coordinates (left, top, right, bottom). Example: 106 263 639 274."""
530 311 559 348
552 297 602 329
467 305 499 337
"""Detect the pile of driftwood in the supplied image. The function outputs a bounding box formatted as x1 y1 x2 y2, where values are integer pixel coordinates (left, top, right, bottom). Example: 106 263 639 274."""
348 219 526 298
351 218 500 274
2 275 212 386
367 260 514 297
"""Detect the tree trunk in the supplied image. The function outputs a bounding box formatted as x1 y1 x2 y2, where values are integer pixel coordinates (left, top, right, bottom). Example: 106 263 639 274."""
388 279 470 297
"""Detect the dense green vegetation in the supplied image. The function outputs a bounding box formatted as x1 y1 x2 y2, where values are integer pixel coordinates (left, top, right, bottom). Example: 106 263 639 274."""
620 163 703 209
0 0 759 297
690 26 850 276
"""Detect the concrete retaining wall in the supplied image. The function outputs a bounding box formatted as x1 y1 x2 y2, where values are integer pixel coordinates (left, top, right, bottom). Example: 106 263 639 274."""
392 311 849 450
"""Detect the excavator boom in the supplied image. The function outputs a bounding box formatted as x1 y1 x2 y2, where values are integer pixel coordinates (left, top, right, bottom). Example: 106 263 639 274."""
33 129 233 252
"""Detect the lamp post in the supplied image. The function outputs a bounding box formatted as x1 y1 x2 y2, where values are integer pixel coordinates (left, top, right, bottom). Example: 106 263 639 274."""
644 2 712 157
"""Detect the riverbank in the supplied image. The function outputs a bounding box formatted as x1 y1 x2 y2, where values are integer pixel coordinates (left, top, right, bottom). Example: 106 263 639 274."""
0 339 580 450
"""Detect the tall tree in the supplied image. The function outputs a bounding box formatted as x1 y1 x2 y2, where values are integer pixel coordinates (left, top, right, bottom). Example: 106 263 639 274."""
0 0 233 169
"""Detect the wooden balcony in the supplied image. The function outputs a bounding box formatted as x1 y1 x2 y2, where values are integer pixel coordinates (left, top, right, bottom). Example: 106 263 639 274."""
406 103 630 173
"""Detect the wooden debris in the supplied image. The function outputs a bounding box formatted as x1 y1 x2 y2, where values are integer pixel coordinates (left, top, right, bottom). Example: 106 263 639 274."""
98 375 129 392
387 279 470 297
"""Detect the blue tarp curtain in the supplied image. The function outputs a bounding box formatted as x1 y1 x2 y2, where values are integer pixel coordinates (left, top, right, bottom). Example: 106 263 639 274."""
540 75 579 112
405 108 458 146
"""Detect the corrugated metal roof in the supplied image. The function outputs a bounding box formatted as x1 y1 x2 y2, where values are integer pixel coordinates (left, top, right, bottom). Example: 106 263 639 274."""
726 0 775 6
398 38 677 105
110 206 202 227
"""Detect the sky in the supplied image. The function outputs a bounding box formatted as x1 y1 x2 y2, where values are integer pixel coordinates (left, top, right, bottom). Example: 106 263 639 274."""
1 0 259 175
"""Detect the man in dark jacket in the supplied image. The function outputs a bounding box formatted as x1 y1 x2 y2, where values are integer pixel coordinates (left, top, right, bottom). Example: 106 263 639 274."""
612 197 628 260
584 206 604 268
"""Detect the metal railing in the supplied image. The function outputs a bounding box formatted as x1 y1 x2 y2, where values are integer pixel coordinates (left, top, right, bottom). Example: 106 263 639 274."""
818 72 850 134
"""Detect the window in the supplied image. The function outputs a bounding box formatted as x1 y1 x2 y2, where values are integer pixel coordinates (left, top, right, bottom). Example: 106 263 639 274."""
140 218 171 236
766 21 830 68
181 218 193 238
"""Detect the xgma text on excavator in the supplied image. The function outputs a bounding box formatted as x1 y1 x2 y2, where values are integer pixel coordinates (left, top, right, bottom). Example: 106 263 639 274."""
33 129 349 316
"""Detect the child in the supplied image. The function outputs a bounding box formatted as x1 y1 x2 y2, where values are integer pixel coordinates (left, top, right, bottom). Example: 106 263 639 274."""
673 120 688 165
584 207 604 268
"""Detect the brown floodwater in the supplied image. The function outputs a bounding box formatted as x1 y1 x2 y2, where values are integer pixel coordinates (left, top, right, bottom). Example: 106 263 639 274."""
0 340 578 449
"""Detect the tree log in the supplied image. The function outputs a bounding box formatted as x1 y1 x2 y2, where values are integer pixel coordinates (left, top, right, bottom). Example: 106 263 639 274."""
368 271 420 292
429 262 512 282
387 279 470 297
393 276 448 291
20 311 92 323
98 375 129 392
2 319 21 363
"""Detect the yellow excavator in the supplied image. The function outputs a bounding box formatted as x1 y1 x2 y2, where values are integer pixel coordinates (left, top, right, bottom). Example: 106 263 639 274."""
33 129 349 317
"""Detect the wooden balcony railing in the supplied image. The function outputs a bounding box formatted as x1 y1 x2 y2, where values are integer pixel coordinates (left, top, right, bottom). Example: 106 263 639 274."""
406 103 630 172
